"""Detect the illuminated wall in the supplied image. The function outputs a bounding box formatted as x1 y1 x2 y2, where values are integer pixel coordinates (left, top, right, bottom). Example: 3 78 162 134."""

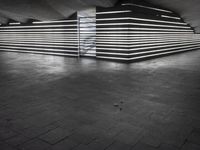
0 1 200 62
96 2 200 61
0 15 78 57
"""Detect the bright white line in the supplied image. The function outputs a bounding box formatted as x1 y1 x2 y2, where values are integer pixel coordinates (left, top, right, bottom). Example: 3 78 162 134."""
122 3 173 13
96 10 132 15
9 22 21 25
0 45 77 52
96 46 200 60
96 40 200 48
0 24 77 29
96 17 187 25
0 28 78 32
0 49 78 56
97 22 191 29
0 43 78 49
96 42 200 51
161 15 181 20
33 20 77 24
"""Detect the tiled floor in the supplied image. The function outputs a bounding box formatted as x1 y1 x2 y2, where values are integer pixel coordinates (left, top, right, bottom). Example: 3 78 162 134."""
0 51 200 150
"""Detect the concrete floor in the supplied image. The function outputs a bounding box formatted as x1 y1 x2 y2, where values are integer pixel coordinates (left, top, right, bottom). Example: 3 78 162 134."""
0 51 200 150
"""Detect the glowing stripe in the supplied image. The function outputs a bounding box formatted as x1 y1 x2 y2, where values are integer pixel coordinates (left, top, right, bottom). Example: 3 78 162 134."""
0 28 78 32
96 28 192 32
96 10 132 15
96 17 187 25
0 45 77 52
96 46 200 60
122 3 173 13
0 41 78 46
161 15 181 20
0 49 78 56
0 43 78 49
97 40 200 48
9 22 21 25
129 46 200 60
96 42 200 51
33 20 77 24
0 24 77 29
97 22 191 29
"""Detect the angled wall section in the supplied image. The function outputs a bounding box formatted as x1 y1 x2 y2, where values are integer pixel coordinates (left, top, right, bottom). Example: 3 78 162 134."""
0 15 79 57
96 1 200 61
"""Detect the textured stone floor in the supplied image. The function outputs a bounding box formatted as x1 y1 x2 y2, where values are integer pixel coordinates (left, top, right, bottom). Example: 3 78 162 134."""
0 51 200 150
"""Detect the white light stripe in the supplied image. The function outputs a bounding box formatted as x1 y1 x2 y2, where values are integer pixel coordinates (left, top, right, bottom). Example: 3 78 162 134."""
0 43 78 49
161 15 181 20
96 17 187 25
96 28 192 32
0 41 78 46
97 40 200 48
0 24 77 29
122 3 173 13
33 20 77 24
95 33 194 37
96 10 132 15
0 28 78 32
96 42 200 51
129 46 200 60
9 22 21 25
0 49 78 56
0 31 78 34
96 39 200 45
96 44 200 56
96 46 200 60
0 45 77 52
97 22 191 29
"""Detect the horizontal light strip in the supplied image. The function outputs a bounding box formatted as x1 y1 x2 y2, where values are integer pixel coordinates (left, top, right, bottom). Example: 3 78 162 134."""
96 10 132 15
97 22 191 29
0 49 78 56
122 3 173 13
129 46 200 60
9 22 21 25
33 20 77 24
96 46 200 60
0 31 78 34
0 43 78 49
0 45 77 52
0 41 78 46
95 33 194 37
96 39 200 45
0 28 78 32
96 42 200 51
96 17 187 25
96 44 200 56
97 40 200 48
96 28 192 32
0 24 77 29
161 15 181 20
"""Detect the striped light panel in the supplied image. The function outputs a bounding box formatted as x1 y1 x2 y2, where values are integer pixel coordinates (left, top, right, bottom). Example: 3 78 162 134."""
0 16 79 57
96 1 200 61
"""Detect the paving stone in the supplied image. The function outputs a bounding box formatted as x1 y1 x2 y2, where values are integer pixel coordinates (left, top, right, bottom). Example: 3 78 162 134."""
158 144 179 150
39 127 74 145
87 137 114 150
5 134 31 147
132 142 158 150
187 129 200 145
105 141 133 150
52 139 79 150
0 141 16 150
68 132 96 145
0 128 18 140
181 142 200 150
19 139 51 150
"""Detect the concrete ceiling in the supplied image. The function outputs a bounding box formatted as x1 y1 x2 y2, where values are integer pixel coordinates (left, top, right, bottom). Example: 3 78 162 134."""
0 0 199 33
